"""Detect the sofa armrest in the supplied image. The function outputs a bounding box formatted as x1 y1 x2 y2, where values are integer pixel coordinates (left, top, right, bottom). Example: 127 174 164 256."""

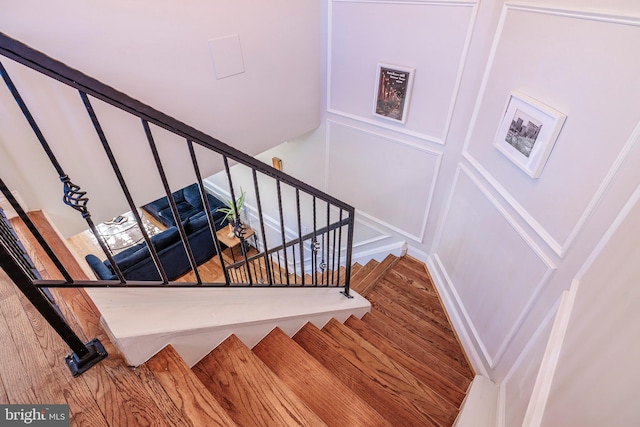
142 194 171 218
85 254 115 280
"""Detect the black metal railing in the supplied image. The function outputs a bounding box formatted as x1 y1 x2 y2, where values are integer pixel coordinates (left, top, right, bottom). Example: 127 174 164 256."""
0 32 354 375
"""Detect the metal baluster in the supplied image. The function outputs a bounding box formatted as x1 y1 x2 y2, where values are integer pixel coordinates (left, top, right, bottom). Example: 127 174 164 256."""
80 92 168 283
331 209 339 285
0 62 124 283
187 140 229 285
336 209 344 286
323 202 330 285
142 120 201 284
312 197 317 286
342 209 355 298
252 169 272 285
222 157 253 284
296 189 305 286
0 178 73 283
0 228 107 376
275 181 289 285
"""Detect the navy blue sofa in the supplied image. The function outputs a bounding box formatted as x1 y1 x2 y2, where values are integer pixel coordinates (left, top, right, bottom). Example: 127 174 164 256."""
86 186 228 281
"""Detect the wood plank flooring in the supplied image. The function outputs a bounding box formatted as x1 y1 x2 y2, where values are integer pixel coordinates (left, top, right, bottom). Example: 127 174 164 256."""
0 212 223 426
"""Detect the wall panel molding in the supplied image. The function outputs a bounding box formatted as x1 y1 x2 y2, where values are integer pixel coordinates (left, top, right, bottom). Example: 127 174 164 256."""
326 119 442 242
522 178 640 426
498 293 561 427
433 164 556 369
507 1 640 24
461 2 640 257
427 252 489 376
327 0 478 143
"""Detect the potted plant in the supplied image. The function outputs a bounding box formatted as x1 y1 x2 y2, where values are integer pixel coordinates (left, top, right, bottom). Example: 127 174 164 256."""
216 189 246 239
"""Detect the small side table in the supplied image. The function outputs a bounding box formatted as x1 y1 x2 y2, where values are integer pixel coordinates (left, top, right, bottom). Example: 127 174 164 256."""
216 226 255 263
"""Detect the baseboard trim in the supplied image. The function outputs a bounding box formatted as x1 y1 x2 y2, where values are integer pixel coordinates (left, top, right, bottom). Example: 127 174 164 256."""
454 375 500 427
426 254 489 377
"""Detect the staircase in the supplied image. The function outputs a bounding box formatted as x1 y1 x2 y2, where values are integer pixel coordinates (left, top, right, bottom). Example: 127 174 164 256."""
2 212 474 426
145 255 474 426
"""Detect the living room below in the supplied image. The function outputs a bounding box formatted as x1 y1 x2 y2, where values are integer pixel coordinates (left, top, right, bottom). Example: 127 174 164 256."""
67 183 245 284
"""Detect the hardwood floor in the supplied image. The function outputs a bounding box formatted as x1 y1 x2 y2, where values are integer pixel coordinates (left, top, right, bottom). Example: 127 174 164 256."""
0 211 474 426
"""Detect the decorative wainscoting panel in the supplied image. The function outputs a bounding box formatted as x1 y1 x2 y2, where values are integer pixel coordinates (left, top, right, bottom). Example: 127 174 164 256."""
433 165 555 370
326 120 442 242
328 0 477 143
462 3 640 256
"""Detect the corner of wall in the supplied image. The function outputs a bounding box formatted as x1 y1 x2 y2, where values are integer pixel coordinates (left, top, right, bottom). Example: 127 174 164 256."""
453 375 500 427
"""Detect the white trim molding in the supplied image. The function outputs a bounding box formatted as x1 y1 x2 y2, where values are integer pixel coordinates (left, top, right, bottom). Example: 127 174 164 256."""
522 179 640 426
461 2 640 257
520 288 575 427
326 119 443 243
327 0 478 143
431 164 556 372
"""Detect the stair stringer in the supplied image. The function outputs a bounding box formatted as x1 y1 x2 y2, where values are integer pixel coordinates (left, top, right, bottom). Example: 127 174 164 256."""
87 287 370 367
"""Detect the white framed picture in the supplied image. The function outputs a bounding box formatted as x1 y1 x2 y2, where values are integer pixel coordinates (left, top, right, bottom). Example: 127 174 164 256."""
494 91 567 178
373 63 415 124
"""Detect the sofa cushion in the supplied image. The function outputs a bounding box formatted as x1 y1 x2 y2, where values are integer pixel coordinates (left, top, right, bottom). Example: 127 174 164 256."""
142 183 228 228
187 211 211 233
185 209 228 233
206 193 227 214
157 207 176 225
86 254 116 280
114 246 151 273
182 184 204 209
151 226 180 251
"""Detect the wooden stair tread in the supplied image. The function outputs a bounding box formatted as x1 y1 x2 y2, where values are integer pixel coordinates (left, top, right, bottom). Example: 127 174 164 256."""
146 345 238 426
363 309 474 381
322 318 458 427
349 259 379 294
367 281 471 374
192 334 327 426
253 327 392 427
384 270 454 332
344 315 467 407
350 262 363 278
373 276 455 342
294 322 440 427
352 254 400 296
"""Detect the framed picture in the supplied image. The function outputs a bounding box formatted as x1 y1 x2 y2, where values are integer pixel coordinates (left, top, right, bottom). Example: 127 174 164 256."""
373 63 415 124
494 91 566 178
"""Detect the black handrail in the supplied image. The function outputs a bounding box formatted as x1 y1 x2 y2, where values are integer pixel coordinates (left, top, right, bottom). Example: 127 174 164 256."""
0 32 351 211
0 31 356 374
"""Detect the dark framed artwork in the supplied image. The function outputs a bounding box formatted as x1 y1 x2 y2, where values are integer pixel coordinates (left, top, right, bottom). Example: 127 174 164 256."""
373 63 415 124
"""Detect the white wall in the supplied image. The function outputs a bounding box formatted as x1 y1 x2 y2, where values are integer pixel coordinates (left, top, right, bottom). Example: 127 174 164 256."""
523 149 640 426
537 191 640 427
0 0 321 236
268 0 640 425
